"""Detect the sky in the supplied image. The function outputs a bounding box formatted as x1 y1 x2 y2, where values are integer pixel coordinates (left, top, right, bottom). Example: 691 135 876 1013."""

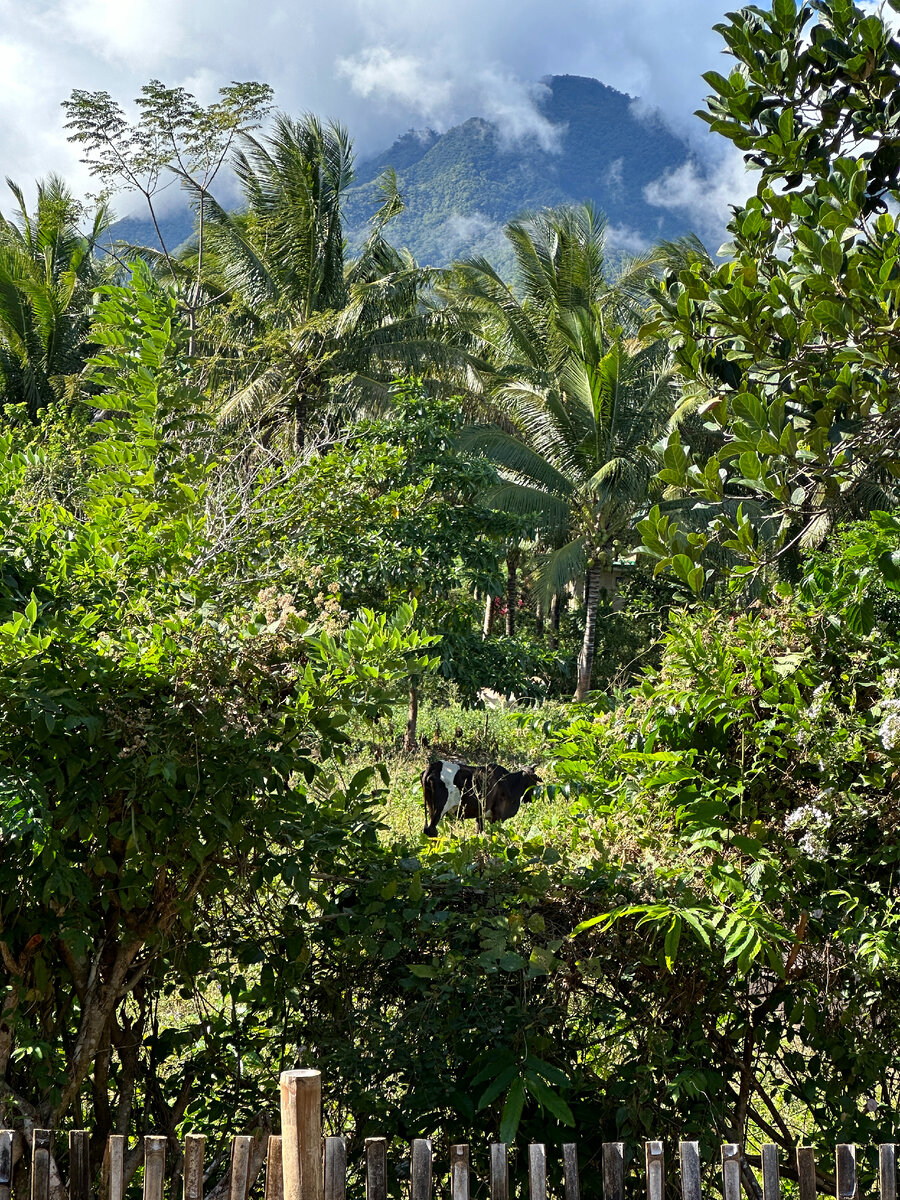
0 0 750 234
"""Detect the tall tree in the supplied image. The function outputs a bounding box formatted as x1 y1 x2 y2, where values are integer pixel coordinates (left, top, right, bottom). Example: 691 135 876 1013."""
198 119 453 445
446 206 676 699
0 175 111 419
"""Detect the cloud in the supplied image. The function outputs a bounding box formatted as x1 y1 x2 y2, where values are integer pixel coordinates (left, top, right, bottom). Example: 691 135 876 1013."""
644 149 756 250
0 0 740 232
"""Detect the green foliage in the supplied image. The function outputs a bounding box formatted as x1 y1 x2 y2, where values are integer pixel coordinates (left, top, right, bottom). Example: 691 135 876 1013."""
0 269 436 1152
647 0 900 576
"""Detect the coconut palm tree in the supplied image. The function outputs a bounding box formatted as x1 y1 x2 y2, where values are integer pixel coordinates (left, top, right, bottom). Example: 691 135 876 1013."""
0 175 112 418
188 116 455 445
445 205 678 699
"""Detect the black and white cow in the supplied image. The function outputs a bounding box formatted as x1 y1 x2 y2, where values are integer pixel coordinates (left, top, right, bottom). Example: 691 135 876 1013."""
421 761 540 837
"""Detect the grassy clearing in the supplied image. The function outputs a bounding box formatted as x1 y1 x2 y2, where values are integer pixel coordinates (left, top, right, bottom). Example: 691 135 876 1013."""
354 698 567 844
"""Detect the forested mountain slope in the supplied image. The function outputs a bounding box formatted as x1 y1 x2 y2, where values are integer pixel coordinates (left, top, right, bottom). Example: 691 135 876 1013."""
105 75 699 270
343 74 698 266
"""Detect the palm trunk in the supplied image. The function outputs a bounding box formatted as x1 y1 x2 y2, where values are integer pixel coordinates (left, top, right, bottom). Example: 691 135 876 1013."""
574 565 603 701
549 593 560 649
404 681 419 752
482 593 494 639
505 550 519 636
535 602 544 638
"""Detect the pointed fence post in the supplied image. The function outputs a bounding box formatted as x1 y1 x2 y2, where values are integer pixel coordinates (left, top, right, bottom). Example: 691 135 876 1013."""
281 1070 323 1200
0 1131 12 1200
411 1141 433 1200
489 1146 508 1200
879 1146 897 1200
645 1142 664 1200
604 1143 625 1200
184 1135 205 1200
32 1132 51 1200
679 1142 701 1200
104 1136 126 1200
265 1138 284 1200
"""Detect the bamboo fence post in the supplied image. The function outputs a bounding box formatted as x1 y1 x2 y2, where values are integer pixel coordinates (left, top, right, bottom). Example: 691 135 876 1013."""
281 1070 323 1200
489 1146 508 1200
104 1136 125 1200
323 1139 346 1200
529 1145 547 1200
143 1138 166 1200
230 1136 253 1200
450 1146 469 1200
265 1138 284 1200
0 1131 12 1200
184 1135 205 1200
70 1131 91 1200
562 1144 580 1200
760 1146 779 1200
722 1145 741 1200
680 1142 701 1200
411 1141 432 1200
366 1140 387 1200
646 1142 664 1200
31 1132 51 1200
604 1143 625 1200
880 1146 897 1200
796 1148 816 1200
836 1146 857 1200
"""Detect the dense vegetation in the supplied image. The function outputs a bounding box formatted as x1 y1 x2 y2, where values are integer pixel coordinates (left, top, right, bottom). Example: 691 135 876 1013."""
3 4 900 1200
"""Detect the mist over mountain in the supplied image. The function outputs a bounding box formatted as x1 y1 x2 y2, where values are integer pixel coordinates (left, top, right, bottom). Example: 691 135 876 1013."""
342 74 702 267
107 75 708 270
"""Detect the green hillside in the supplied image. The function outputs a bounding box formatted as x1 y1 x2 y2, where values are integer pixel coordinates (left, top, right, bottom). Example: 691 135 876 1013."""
343 74 698 267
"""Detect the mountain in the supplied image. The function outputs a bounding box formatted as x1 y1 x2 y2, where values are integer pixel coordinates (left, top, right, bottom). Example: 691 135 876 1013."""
103 208 196 259
103 76 700 272
342 75 699 269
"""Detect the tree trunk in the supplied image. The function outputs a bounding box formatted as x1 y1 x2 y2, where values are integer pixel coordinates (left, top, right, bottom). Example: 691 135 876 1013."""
482 593 494 639
404 682 419 752
535 602 544 638
549 594 560 649
505 550 519 637
574 566 603 701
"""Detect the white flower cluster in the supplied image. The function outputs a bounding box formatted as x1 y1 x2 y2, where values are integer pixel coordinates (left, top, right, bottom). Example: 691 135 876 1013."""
879 698 900 751
785 803 832 860
807 682 829 720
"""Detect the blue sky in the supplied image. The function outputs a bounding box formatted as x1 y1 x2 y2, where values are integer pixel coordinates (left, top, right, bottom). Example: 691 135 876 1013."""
1 0 747 231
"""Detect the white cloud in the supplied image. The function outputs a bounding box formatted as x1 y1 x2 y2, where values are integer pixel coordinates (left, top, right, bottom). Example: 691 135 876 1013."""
0 0 740 234
606 223 649 253
644 149 755 250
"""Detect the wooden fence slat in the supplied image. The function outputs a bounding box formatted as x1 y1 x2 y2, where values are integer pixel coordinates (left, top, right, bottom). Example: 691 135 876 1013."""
324 1138 346 1200
0 1130 12 1200
183 1135 205 1200
604 1143 625 1200
562 1144 580 1200
32 1132 51 1200
880 1146 897 1200
366 1139 387 1200
411 1140 432 1200
679 1142 701 1200
143 1137 166 1200
451 1145 470 1200
230 1136 253 1200
836 1146 857 1200
489 1145 508 1200
281 1071 322 1200
105 1135 125 1200
264 1137 283 1200
722 1146 741 1200
796 1148 816 1200
70 1131 91 1200
646 1142 665 1200
761 1146 779 1200
529 1145 547 1200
